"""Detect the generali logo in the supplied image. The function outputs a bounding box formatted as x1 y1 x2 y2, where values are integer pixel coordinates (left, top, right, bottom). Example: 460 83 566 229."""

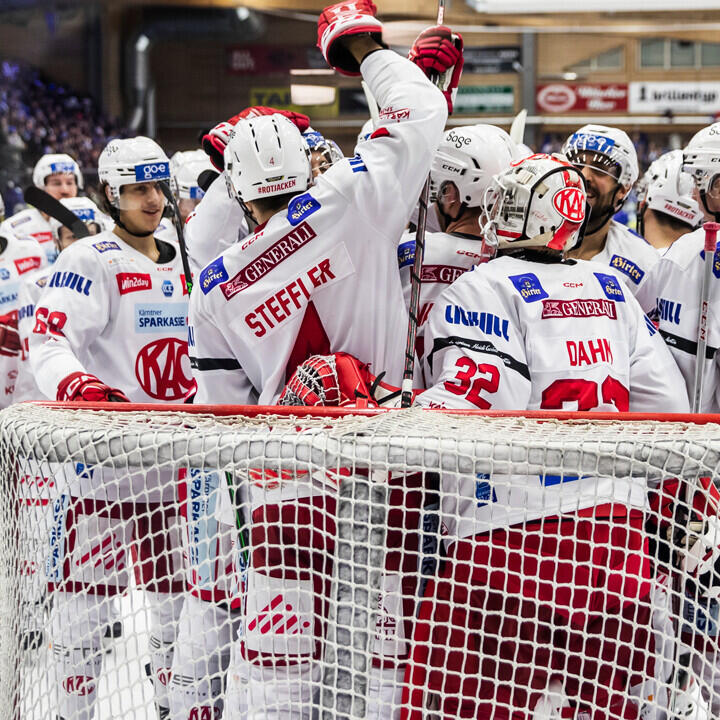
14 256 42 275
116 272 152 295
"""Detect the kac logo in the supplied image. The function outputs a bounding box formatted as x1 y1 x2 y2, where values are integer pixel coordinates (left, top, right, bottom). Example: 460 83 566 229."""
552 187 585 222
162 280 174 297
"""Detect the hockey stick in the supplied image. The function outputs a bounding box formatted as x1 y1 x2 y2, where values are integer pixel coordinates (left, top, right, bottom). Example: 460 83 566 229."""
400 0 452 408
23 186 90 239
691 221 720 413
158 182 194 296
509 108 527 146
361 80 381 129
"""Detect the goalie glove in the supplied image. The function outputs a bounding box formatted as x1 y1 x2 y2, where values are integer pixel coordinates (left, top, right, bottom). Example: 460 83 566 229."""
317 0 384 76
0 310 20 357
201 107 311 171
408 26 464 114
278 352 402 408
57 371 130 403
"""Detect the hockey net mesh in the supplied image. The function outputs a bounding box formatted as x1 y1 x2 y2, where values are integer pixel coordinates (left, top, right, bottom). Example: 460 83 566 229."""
0 403 720 719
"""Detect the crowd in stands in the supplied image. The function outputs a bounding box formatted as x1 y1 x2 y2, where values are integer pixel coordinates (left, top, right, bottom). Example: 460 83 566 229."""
0 58 126 215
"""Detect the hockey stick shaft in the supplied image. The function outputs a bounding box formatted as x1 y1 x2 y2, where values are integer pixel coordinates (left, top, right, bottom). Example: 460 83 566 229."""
23 186 90 239
159 182 194 296
400 0 449 408
691 221 719 413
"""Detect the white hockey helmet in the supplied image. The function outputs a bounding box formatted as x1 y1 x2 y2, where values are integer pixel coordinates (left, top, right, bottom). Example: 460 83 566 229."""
683 122 720 211
48 197 110 239
32 153 83 190
98 136 172 208
562 124 639 188
224 114 312 204
483 153 587 254
170 149 213 200
431 124 518 209
642 150 703 229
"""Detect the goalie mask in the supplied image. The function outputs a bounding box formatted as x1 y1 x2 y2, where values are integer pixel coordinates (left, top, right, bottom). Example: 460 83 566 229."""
683 122 720 221
303 130 344 179
224 114 312 204
638 150 703 234
32 153 83 191
483 154 588 255
98 136 172 209
431 124 518 211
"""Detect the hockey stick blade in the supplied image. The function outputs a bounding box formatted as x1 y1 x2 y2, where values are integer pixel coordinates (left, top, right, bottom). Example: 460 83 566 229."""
24 186 90 239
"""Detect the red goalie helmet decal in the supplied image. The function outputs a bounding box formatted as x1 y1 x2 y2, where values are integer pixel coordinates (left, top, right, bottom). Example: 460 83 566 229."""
552 186 585 223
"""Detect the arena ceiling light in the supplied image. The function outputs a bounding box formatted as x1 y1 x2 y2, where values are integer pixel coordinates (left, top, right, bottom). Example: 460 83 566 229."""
290 85 336 106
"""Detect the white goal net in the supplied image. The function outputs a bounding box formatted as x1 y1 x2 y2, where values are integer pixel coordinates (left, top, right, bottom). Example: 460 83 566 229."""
1 402 720 720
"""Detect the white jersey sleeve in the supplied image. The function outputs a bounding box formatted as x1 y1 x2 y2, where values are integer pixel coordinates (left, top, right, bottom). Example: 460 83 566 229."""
185 174 249 277
0 208 57 264
28 244 110 398
592 221 660 304
633 227 720 412
189 50 447 405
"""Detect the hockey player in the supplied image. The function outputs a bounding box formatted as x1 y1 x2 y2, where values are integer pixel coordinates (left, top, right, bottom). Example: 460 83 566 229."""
188 3 457 716
29 136 193 720
0 152 83 263
170 149 214 223
397 123 517 378
185 106 311 275
303 129 344 179
636 150 703 254
562 125 660 297
402 153 690 720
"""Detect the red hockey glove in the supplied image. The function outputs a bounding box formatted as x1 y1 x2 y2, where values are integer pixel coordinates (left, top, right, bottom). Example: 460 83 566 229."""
56 372 130 403
408 26 464 114
0 310 20 357
317 0 384 76
201 107 312 171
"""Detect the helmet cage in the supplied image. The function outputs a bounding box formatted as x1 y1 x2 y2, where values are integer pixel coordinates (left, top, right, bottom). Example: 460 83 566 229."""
483 158 588 254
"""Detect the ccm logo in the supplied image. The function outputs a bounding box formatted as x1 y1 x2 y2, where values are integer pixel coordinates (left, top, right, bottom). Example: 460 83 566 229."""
63 675 96 696
563 282 583 288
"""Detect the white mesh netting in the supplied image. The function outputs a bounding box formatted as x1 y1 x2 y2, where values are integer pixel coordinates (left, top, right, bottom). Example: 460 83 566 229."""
1 403 720 719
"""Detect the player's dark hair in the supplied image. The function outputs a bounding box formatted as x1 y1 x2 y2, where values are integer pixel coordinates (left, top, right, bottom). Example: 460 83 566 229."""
649 208 697 233
252 191 298 216
97 181 114 217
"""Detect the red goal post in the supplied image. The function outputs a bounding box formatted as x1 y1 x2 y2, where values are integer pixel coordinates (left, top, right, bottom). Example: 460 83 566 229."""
0 401 719 719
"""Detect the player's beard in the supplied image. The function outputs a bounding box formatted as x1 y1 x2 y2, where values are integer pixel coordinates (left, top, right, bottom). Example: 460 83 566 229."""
586 186 619 234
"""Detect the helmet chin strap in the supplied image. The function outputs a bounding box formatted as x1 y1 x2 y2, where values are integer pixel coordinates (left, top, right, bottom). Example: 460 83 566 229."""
586 184 622 235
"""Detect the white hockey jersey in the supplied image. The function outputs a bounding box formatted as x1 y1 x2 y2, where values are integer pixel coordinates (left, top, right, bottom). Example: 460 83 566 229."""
418 255 689 539
189 50 447 405
14 268 50 403
0 238 48 408
397 229 484 386
589 220 659 299
29 230 193 403
184 174 249 277
0 207 57 263
635 226 720 412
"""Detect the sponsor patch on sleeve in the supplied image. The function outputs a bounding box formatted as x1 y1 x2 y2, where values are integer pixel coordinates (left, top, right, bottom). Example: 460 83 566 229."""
397 240 415 269
287 193 321 227
92 240 121 253
199 257 229 295
508 273 548 303
699 248 720 279
609 254 644 285
593 272 626 302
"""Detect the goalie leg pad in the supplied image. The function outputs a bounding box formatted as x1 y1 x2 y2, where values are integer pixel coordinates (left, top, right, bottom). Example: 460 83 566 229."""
245 661 319 719
224 640 251 720
168 594 237 719
147 591 184 712
133 503 185 594
50 591 109 720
